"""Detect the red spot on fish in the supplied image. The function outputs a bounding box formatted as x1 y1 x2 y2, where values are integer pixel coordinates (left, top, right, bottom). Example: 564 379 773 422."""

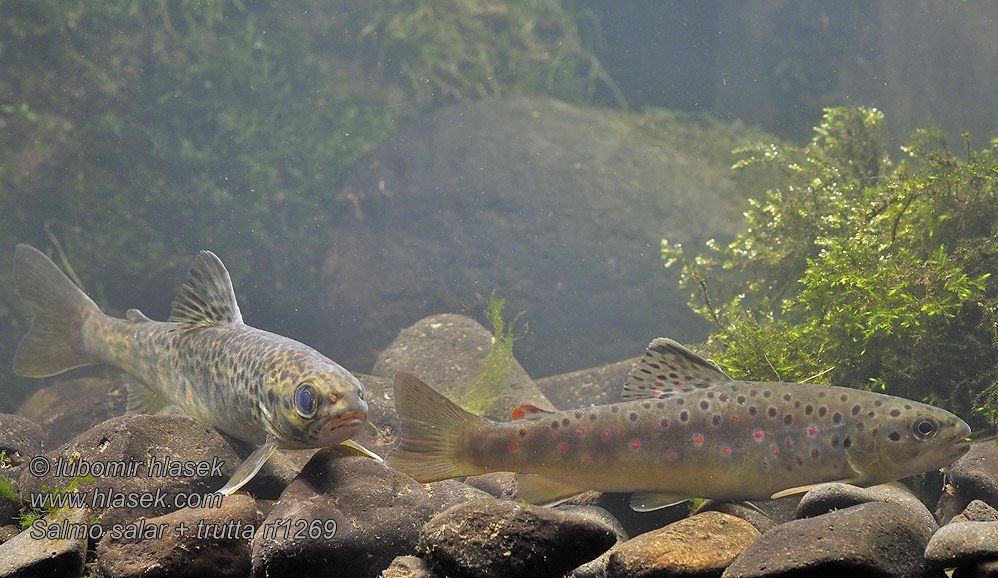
762 460 770 470
631 441 640 450
655 381 664 387
654 390 662 395
722 447 731 455
786 439 794 448
676 381 684 387
693 434 703 444
731 417 738 425
604 431 610 438
772 446 779 454
559 444 567 451
511 407 526 420
578 428 585 436
209 391 215 400
599 455 607 461
667 451 676 460
582 456 590 462
754 430 764 439
186 389 193 399
509 444 519 452
808 426 818 435
157 366 163 374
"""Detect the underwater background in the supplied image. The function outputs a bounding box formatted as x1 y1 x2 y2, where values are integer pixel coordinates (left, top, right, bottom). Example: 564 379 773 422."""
2 0 998 434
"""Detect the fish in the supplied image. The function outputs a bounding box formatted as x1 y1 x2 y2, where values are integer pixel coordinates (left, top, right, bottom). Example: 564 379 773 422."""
13 244 373 495
386 338 971 510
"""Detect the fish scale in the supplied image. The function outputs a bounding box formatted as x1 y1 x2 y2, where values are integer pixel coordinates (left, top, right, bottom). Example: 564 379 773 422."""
387 338 971 510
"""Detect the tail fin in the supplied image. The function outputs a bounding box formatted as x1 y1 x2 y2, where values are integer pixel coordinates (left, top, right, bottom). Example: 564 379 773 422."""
386 372 493 482
13 244 101 377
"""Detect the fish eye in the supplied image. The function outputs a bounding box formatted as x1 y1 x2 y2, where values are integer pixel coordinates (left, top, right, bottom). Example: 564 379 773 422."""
911 417 938 441
294 383 318 418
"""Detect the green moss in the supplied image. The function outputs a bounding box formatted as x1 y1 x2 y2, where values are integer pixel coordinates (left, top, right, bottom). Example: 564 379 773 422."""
450 292 524 416
18 473 93 529
663 107 998 435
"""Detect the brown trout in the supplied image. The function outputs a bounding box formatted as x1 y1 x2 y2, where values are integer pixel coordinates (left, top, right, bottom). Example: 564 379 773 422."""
387 339 971 510
13 244 371 494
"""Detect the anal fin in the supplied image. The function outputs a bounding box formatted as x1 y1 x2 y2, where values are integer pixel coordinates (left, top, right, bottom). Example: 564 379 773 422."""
515 474 588 506
216 435 278 495
770 478 858 500
629 491 691 512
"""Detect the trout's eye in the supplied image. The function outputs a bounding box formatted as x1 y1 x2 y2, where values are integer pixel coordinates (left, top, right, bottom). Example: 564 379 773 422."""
295 383 318 418
911 417 938 441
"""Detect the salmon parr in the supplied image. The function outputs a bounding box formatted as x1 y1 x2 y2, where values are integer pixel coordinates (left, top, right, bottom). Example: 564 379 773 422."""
13 244 372 494
387 339 971 510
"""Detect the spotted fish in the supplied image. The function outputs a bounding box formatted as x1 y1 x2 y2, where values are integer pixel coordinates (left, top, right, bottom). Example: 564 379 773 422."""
387 338 971 510
13 244 374 494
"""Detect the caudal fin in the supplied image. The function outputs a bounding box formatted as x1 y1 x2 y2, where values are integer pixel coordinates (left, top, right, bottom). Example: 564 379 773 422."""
13 244 101 377
386 372 493 482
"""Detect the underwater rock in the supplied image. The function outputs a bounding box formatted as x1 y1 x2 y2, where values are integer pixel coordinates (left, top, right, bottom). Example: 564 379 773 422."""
321 97 751 376
96 493 257 578
951 500 998 523
600 511 759 578
251 452 482 578
925 521 998 568
722 502 936 578
936 440 998 524
695 501 778 534
350 373 402 459
534 356 640 409
462 471 518 500
953 560 998 578
380 555 440 578
0 506 88 578
17 414 239 530
0 413 46 470
419 498 617 578
372 314 554 420
796 481 938 530
16 377 126 447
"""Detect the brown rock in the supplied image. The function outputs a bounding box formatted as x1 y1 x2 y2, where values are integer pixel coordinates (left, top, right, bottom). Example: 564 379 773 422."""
535 356 640 409
16 377 126 447
605 511 760 578
96 493 257 578
0 507 89 578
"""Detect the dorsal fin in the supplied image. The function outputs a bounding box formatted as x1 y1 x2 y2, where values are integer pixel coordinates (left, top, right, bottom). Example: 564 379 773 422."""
622 338 732 401
168 251 243 328
511 404 554 420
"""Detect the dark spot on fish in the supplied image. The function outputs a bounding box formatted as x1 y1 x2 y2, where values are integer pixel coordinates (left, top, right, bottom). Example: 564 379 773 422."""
749 406 758 416
575 411 583 420
904 404 912 410
783 393 792 402
642 402 651 409
695 382 710 389
669 372 679 379
612 406 619 413
551 421 559 429
888 431 901 441
811 448 820 459
794 400 801 408
856 422 864 431
712 415 721 426
787 465 793 472
737 396 746 404
818 391 826 398
818 407 828 417
796 456 804 466
719 394 729 402
629 412 638 422
267 390 276 406
656 401 665 409
589 414 597 421
750 389 758 397
640 368 652 375
700 400 710 410
831 435 839 448
562 418 571 427
518 429 527 437
660 419 670 429
648 362 661 369
784 414 793 426
763 391 772 398
867 411 874 417
841 394 849 402
875 400 883 406
852 405 862 416
843 437 852 449
890 409 901 417
768 407 778 418
805 404 813 415
677 399 685 406
832 413 842 425
680 410 689 422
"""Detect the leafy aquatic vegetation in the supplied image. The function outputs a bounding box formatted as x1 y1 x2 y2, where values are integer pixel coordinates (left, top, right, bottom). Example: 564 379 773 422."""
663 107 998 434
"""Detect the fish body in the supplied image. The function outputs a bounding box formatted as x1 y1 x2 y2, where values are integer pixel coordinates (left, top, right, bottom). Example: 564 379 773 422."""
387 339 971 510
13 244 370 494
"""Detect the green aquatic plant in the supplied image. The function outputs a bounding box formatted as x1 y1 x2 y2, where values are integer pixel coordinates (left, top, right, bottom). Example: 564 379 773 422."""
451 292 525 416
18 473 93 529
0 452 18 504
663 107 998 434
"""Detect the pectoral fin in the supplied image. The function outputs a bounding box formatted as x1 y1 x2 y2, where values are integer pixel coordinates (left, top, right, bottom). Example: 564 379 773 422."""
769 479 859 500
216 435 279 495
340 439 383 462
629 491 691 512
124 379 171 415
